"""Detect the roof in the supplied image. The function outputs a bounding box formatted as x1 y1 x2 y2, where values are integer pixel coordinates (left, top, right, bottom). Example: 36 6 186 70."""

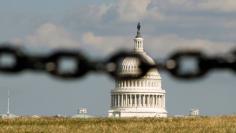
71 114 94 118
120 51 160 78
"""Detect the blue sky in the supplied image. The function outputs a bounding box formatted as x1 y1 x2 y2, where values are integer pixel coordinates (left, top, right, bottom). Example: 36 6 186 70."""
0 0 235 116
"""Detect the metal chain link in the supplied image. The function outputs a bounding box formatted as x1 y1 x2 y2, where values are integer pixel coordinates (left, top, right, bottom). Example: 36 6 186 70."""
0 44 235 80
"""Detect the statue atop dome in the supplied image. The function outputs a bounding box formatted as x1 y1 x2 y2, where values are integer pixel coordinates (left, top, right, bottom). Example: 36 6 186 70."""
137 22 141 31
136 22 142 38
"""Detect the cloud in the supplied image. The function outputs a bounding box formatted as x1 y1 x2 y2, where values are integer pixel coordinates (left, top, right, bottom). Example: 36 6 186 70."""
82 32 131 54
145 35 235 56
11 23 80 48
75 4 112 22
197 0 236 12
116 0 163 22
10 24 235 57
82 32 235 56
80 0 236 23
224 20 236 28
68 0 163 23
155 0 236 12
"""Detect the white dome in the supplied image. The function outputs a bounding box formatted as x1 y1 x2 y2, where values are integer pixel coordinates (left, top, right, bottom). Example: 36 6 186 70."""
120 51 161 79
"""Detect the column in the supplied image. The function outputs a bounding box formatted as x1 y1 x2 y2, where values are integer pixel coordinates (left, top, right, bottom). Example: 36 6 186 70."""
145 95 147 107
143 95 146 107
115 95 116 107
143 95 145 107
138 94 141 107
126 94 128 107
134 94 137 107
153 95 155 107
120 94 122 107
137 94 139 107
149 95 152 107
128 94 130 107
133 94 135 107
118 94 120 107
131 94 133 107
150 95 152 107
117 95 119 107
142 95 145 107
161 95 163 108
113 95 115 107
125 94 127 107
129 94 133 107
163 95 165 108
159 95 161 108
127 94 129 107
157 95 159 107
111 95 113 107
152 95 155 107
121 94 123 107
124 94 126 107
155 95 157 107
141 94 143 107
147 95 150 107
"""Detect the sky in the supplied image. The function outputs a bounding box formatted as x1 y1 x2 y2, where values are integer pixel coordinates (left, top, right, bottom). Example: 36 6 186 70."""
0 0 235 116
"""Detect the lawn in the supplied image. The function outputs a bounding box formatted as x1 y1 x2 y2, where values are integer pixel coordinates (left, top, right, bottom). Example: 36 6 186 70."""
0 116 236 133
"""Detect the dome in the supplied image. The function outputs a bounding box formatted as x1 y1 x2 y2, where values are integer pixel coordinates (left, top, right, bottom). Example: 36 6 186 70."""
120 51 161 79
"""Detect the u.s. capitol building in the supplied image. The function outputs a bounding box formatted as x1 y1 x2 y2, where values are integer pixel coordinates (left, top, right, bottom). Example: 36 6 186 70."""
108 23 167 117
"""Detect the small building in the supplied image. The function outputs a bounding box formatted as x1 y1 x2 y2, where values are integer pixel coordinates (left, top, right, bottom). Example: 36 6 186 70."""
31 115 40 118
189 109 200 116
0 113 18 119
72 108 93 118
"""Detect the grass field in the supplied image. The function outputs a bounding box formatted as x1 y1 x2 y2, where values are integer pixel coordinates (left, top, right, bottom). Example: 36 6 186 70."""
0 116 236 133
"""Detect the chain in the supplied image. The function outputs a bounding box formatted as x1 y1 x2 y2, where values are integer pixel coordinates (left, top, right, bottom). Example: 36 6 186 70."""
160 50 236 79
0 44 235 80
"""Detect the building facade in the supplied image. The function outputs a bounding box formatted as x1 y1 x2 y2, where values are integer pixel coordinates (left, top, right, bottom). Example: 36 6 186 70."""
108 23 167 117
